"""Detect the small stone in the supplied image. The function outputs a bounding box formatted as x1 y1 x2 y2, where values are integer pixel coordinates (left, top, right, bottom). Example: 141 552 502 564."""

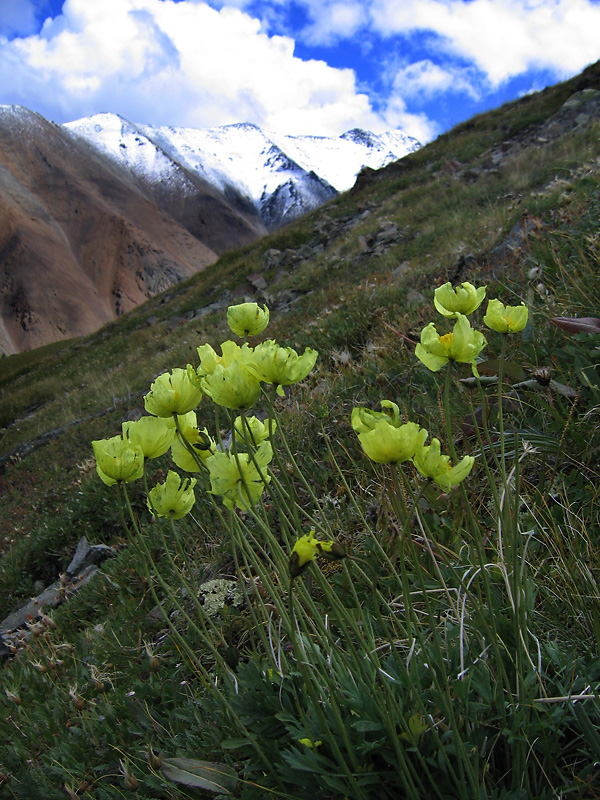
66 537 115 578
247 273 267 290
406 288 427 307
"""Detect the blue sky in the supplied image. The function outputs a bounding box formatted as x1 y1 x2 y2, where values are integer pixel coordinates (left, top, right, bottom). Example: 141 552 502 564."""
1 0 599 142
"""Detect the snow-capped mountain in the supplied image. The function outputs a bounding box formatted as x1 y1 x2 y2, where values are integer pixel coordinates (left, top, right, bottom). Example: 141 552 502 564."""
64 114 421 229
0 105 263 354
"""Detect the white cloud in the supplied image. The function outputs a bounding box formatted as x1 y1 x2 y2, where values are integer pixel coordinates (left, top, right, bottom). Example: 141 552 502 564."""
267 0 599 89
7 0 593 142
0 0 388 136
368 0 600 86
391 59 482 100
297 1 367 46
378 95 439 143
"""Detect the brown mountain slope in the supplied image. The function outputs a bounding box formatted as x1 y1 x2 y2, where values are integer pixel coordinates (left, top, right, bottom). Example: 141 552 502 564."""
0 107 265 355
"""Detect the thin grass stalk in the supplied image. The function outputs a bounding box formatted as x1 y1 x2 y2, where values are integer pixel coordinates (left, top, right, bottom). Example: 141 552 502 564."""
121 487 287 790
264 389 339 542
402 529 480 794
286 558 439 796
285 589 370 798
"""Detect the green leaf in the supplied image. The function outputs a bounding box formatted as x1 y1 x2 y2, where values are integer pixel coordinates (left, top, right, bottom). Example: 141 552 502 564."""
220 737 251 750
161 758 237 794
573 703 600 760
352 719 383 732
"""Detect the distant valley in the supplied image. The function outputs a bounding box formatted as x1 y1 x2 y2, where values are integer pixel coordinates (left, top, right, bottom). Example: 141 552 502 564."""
0 106 419 355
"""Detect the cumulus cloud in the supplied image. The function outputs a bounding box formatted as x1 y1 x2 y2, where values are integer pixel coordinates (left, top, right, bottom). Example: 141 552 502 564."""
267 0 599 88
378 96 439 143
390 60 482 100
368 0 600 86
0 0 386 135
3 0 596 143
293 0 368 46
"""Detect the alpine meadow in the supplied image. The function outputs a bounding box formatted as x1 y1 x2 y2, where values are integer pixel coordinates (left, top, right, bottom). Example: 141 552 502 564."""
0 60 599 799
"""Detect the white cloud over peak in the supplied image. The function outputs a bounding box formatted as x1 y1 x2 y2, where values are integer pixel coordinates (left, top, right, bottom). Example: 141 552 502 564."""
377 96 439 143
0 0 386 136
2 0 598 145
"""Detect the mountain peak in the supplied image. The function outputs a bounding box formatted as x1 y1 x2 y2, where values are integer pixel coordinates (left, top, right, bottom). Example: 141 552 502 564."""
340 128 376 145
65 116 421 225
226 121 262 132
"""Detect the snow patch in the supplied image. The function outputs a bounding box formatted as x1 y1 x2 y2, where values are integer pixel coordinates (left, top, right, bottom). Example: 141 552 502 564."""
64 114 421 228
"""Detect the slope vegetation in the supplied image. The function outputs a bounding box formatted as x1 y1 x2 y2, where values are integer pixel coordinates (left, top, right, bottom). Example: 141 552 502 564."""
0 61 598 799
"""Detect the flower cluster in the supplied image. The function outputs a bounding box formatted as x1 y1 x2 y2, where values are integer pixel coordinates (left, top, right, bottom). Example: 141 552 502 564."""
91 416 176 486
92 303 319 519
188 337 318 407
352 402 474 489
415 282 529 376
354 282 529 488
415 283 488 377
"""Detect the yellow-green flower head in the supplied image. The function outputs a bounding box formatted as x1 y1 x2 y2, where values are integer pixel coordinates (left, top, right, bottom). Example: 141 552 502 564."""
201 360 262 410
291 530 320 572
163 410 197 430
206 441 273 510
194 340 255 377
234 415 275 446
92 435 144 486
144 369 203 417
289 530 345 578
415 314 486 376
171 417 216 472
147 470 197 519
351 400 401 434
298 738 323 749
483 299 529 334
248 340 319 396
413 437 474 489
227 302 270 337
122 417 175 458
434 281 486 318
358 421 427 464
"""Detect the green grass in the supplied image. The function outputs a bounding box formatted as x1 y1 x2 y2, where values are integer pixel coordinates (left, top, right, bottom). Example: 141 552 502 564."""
1 61 600 798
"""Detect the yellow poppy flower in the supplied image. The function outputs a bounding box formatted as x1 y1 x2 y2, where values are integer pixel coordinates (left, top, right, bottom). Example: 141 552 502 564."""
434 281 486 317
92 435 144 486
483 299 529 333
413 437 474 489
227 302 270 337
415 314 486 376
147 471 197 519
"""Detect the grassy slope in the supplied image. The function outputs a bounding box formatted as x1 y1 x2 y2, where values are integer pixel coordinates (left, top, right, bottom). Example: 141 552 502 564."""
0 61 599 797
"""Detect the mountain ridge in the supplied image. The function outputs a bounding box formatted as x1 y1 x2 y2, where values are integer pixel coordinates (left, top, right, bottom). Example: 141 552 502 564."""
0 106 266 355
64 113 420 228
0 107 419 355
